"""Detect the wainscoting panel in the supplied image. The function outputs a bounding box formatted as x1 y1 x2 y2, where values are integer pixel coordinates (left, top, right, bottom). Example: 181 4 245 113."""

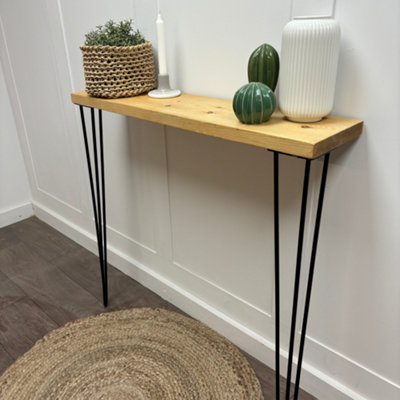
0 0 82 214
166 127 274 316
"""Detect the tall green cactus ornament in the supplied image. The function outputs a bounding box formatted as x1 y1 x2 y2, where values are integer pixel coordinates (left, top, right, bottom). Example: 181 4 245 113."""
247 43 279 91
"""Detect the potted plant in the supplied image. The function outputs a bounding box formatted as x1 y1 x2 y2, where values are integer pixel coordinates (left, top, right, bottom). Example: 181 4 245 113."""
81 20 156 98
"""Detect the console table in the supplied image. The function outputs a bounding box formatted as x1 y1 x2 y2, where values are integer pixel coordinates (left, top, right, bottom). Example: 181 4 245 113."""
71 91 363 400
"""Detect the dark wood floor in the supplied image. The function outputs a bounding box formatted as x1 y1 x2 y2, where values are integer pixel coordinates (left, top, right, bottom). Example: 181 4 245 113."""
0 217 315 399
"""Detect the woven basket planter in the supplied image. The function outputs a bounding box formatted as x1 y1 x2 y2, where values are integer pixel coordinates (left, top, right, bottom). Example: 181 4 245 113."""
80 41 156 98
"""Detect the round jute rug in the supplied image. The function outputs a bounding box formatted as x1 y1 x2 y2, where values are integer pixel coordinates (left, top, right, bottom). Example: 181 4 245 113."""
0 308 262 399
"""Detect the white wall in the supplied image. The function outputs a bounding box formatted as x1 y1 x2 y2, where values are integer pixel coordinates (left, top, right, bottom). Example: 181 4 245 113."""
0 0 399 399
0 54 32 227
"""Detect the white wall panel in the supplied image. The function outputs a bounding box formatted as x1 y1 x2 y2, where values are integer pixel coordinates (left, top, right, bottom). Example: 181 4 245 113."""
291 0 336 18
166 129 273 318
0 60 32 227
0 0 82 214
101 113 160 255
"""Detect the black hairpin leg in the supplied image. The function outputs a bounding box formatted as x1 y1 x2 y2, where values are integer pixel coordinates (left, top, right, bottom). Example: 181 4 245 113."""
273 152 281 400
285 158 311 399
79 106 108 307
293 153 330 399
273 152 330 400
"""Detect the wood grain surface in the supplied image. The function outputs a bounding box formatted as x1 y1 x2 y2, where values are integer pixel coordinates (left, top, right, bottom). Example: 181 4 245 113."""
71 91 362 159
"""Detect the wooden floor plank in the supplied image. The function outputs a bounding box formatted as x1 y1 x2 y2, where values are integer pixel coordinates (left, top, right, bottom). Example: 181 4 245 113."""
11 263 105 326
54 247 146 306
0 241 58 279
54 247 186 316
9 217 82 262
0 343 14 375
0 224 19 249
0 298 58 360
0 271 26 300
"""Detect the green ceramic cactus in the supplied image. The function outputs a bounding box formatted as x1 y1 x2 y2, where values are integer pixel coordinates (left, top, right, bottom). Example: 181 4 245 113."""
247 43 279 91
233 82 276 124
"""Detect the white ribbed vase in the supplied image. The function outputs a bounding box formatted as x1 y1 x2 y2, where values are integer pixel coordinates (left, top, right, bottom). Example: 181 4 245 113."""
279 18 340 123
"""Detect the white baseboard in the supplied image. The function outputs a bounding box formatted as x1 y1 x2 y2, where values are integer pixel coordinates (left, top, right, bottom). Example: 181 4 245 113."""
33 201 384 400
0 202 33 228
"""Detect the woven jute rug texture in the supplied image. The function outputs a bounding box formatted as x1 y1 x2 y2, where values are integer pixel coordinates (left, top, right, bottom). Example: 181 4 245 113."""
0 307 262 399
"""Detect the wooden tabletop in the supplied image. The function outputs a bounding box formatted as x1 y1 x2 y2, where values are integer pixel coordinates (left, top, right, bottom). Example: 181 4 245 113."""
71 91 363 159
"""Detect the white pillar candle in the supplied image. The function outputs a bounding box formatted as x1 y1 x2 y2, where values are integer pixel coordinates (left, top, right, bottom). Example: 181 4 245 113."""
156 11 168 75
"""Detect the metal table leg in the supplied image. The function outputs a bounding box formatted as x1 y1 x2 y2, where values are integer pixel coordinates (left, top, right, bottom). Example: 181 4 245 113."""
79 106 108 307
273 152 281 400
273 152 330 400
293 153 330 399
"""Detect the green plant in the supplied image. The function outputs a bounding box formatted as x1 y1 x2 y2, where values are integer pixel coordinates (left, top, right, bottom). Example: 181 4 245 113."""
84 20 145 47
